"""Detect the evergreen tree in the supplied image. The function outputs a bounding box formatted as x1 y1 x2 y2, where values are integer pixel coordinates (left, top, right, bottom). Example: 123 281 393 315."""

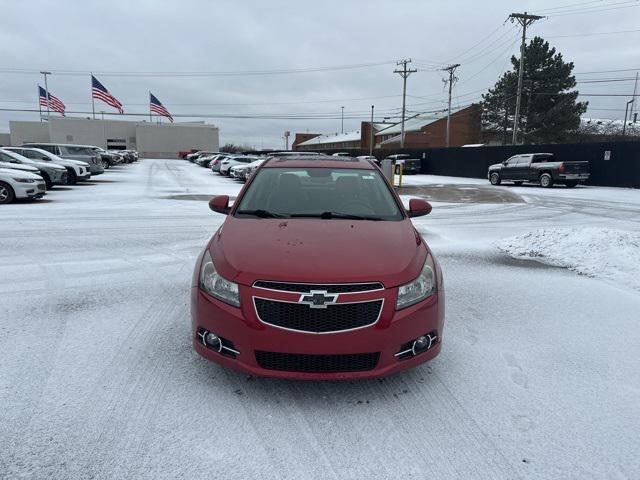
481 36 588 144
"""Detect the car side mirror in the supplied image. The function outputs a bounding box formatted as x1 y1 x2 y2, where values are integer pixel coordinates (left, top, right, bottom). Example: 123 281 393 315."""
209 195 230 215
408 198 432 218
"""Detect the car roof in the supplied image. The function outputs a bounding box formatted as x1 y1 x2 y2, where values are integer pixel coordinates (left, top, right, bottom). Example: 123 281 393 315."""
263 154 376 169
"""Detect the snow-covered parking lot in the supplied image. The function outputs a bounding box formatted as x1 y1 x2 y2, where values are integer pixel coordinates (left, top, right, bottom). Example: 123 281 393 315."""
1 159 639 479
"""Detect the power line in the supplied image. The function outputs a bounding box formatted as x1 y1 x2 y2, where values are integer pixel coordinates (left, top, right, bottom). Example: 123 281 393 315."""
544 27 640 38
0 61 397 78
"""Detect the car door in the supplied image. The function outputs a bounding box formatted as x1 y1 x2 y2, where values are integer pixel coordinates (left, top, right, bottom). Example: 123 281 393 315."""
511 155 531 181
501 156 519 180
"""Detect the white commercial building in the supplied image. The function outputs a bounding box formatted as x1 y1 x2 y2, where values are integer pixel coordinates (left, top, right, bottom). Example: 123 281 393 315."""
7 117 219 158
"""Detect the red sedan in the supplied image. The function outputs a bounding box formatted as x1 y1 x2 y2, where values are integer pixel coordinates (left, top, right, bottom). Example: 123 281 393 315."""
191 155 444 379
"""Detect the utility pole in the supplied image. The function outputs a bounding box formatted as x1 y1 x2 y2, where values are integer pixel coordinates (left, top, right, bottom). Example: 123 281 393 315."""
40 71 51 120
341 106 344 134
369 105 375 158
441 63 460 147
509 12 543 144
623 99 634 136
394 59 417 148
630 71 639 119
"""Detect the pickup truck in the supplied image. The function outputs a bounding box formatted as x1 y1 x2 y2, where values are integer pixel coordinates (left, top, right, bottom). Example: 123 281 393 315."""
488 153 589 188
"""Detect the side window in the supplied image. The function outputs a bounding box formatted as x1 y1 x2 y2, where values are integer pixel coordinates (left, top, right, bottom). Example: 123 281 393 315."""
506 156 518 166
516 157 530 166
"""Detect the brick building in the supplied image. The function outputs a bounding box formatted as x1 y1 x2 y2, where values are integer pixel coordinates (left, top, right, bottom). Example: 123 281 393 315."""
293 104 481 152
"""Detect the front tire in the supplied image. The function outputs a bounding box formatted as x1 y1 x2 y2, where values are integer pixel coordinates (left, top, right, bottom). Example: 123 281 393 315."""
41 173 53 189
67 169 77 185
0 181 15 204
539 173 553 188
489 172 501 185
101 159 110 169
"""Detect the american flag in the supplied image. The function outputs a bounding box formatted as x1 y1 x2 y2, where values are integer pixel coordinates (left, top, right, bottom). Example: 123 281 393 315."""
150 92 173 123
91 75 124 114
38 86 66 116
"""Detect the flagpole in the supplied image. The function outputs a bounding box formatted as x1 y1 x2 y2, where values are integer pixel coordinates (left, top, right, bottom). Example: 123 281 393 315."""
149 91 152 122
38 85 42 122
40 71 51 120
91 73 96 119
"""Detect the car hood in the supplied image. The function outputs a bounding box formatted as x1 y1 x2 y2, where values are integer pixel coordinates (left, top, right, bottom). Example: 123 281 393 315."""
29 160 66 171
489 163 503 169
53 158 90 167
0 162 39 173
210 216 427 288
0 168 42 179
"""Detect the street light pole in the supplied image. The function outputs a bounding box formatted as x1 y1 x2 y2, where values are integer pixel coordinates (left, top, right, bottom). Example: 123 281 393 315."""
40 71 51 120
341 106 344 134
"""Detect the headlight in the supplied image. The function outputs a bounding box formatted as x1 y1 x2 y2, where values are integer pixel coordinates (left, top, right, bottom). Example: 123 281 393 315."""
199 250 240 307
13 178 35 183
396 252 436 310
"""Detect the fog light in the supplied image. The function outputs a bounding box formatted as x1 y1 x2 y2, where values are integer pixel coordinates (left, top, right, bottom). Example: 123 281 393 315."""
204 332 222 352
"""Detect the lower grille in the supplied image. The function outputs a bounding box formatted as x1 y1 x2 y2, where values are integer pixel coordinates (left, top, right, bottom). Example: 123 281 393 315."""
254 298 383 333
255 351 380 373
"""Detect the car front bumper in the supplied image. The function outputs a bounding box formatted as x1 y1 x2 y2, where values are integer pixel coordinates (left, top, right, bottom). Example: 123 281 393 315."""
191 283 445 380
13 180 46 199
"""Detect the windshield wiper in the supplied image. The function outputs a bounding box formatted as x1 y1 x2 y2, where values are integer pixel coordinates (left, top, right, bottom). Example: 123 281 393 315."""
290 211 384 221
235 209 287 218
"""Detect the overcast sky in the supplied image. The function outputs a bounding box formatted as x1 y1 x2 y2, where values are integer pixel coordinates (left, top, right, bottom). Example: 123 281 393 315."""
1 0 639 148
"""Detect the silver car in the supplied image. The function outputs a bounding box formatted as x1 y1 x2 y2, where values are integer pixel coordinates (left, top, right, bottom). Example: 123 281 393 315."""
22 143 104 176
1 148 67 188
7 147 91 185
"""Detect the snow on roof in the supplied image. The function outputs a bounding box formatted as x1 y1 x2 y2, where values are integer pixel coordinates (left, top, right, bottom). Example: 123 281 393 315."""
297 130 361 146
375 114 441 137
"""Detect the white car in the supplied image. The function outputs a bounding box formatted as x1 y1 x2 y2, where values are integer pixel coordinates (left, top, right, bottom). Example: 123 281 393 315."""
7 147 91 184
0 158 40 175
219 156 260 176
0 168 46 204
244 158 266 180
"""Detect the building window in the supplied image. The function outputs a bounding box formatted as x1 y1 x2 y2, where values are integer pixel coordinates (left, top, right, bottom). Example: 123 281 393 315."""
66 135 73 141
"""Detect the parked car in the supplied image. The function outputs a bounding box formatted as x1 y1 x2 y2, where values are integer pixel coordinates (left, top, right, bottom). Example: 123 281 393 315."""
243 158 266 181
0 148 67 188
192 154 443 379
180 149 199 160
195 154 217 167
488 153 590 188
0 154 41 175
331 152 351 157
22 143 104 176
384 154 421 174
219 155 260 176
0 168 46 204
7 147 91 185
83 146 120 169
356 155 378 162
210 154 230 173
188 150 219 163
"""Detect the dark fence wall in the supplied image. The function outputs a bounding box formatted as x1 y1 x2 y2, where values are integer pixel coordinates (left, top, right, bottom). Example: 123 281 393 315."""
315 141 640 188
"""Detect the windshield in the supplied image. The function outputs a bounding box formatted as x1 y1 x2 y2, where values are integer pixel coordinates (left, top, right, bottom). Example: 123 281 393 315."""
235 167 403 221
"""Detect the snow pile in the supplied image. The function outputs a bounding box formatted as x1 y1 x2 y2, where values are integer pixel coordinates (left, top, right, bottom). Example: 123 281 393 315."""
497 227 640 292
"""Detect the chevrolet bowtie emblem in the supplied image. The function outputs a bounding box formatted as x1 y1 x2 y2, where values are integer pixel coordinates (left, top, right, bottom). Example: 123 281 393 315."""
299 290 338 308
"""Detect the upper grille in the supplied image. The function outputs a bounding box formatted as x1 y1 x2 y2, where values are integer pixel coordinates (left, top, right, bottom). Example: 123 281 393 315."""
254 298 383 333
253 281 383 293
255 351 380 373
